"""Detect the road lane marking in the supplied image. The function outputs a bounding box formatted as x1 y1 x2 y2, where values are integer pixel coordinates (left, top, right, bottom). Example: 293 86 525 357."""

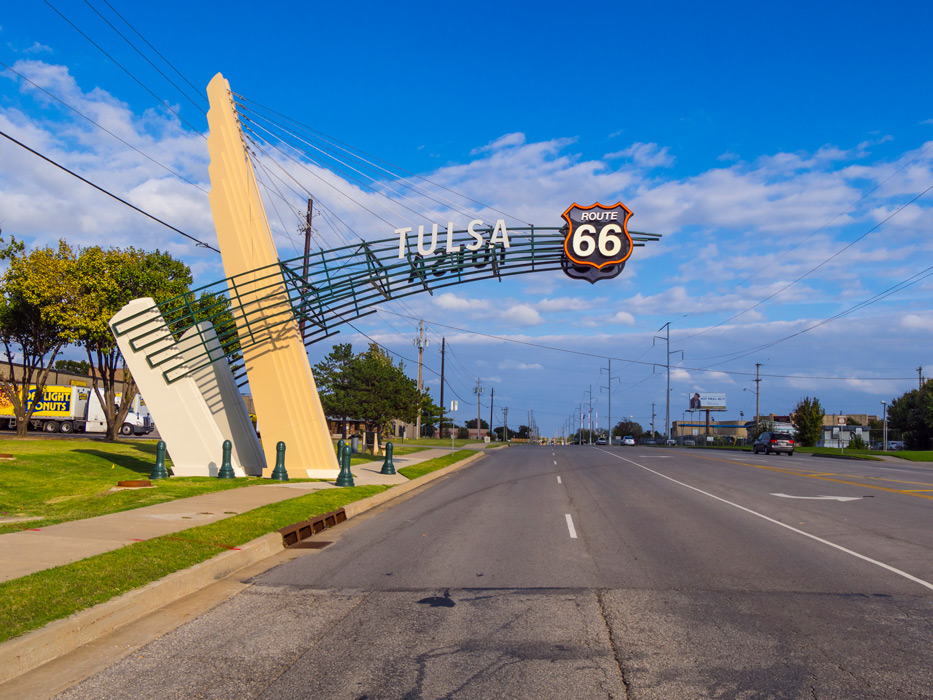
565 514 577 538
600 449 933 593
772 493 862 502
557 476 562 484
554 460 558 465
686 454 933 501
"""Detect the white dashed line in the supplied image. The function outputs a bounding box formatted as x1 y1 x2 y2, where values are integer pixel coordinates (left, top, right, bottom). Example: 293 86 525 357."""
553 460 558 465
557 476 562 484
565 514 578 539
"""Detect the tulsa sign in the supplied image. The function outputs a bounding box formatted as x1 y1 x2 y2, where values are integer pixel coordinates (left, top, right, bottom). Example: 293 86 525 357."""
394 202 640 284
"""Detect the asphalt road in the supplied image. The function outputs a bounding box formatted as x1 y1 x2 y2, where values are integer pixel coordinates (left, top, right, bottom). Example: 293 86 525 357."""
55 446 933 700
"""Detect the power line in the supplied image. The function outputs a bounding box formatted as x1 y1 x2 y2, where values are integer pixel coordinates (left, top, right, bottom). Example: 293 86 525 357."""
42 0 207 139
0 61 209 195
0 128 219 252
376 308 915 382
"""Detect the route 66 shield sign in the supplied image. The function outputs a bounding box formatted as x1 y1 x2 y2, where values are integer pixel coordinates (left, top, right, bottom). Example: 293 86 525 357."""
562 202 634 276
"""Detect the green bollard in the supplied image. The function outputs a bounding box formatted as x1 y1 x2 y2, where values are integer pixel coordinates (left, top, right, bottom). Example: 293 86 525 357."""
149 441 168 480
335 443 354 487
217 440 236 479
380 441 396 475
270 441 289 481
336 439 345 461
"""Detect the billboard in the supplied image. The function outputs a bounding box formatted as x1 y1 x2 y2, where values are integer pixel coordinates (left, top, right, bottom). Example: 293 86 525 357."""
688 392 727 411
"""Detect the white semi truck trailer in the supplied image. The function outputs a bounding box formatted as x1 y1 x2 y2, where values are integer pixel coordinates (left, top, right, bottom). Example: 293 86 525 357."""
0 385 153 435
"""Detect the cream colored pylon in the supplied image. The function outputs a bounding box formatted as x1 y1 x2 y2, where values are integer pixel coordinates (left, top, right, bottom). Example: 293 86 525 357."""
206 73 338 478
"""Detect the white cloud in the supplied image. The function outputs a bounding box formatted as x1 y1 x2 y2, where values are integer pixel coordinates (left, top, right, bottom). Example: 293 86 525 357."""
502 303 542 326
471 132 526 155
606 142 674 168
608 311 635 325
498 359 543 370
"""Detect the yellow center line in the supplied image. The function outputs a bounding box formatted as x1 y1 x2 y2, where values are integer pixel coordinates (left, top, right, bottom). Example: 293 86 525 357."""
689 454 933 501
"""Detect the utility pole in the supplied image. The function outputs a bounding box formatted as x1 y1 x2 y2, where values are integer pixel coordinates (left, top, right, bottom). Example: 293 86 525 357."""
489 387 494 441
754 362 762 431
503 406 508 442
653 323 681 443
299 197 313 337
651 402 656 438
600 359 614 444
474 378 485 440
412 322 429 439
586 385 594 445
918 366 924 390
439 338 446 438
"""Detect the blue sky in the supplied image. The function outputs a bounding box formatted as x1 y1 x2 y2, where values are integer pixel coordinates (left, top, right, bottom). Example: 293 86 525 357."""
2 1 932 437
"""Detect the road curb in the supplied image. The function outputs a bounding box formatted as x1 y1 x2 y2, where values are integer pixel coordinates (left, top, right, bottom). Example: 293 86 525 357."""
0 449 485 686
0 532 282 686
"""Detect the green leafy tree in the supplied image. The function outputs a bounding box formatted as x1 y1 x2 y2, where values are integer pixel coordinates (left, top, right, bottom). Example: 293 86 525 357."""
65 246 192 440
344 344 419 444
849 434 866 450
612 419 644 440
792 396 824 447
845 416 863 426
0 240 78 436
888 383 933 450
54 359 91 375
313 343 355 435
420 388 443 437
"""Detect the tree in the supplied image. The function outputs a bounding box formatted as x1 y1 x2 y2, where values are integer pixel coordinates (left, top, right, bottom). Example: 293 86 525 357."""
54 359 91 375
420 389 443 437
845 416 863 426
313 343 355 435
343 344 420 445
65 246 192 440
516 424 530 440
464 418 489 430
612 419 644 440
888 383 933 450
792 396 824 447
0 240 78 436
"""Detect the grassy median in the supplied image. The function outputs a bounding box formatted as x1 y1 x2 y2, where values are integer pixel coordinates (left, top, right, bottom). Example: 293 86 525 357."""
398 450 475 479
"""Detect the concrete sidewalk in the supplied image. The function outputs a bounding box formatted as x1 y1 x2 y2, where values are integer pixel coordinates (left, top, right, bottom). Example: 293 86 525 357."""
0 446 463 583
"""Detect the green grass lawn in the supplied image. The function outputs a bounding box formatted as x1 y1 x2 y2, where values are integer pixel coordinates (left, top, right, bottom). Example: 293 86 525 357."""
0 444 484 643
884 450 933 462
398 450 475 479
0 438 311 534
0 484 390 644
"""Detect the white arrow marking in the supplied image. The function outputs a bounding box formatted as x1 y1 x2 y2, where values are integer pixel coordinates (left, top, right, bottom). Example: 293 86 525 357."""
771 493 862 502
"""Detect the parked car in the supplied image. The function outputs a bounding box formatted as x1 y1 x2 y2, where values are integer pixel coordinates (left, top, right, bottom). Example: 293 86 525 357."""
753 431 795 456
595 436 608 445
683 438 696 446
622 436 635 446
644 439 658 446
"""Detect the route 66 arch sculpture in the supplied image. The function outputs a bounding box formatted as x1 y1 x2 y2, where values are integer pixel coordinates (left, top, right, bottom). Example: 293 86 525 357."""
109 74 660 479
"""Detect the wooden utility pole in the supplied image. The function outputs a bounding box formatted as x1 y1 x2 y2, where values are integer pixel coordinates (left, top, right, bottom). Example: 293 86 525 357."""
918 366 924 391
299 197 313 337
489 386 494 440
755 362 762 430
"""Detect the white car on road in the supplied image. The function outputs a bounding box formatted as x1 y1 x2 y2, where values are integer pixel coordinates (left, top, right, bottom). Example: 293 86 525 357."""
622 436 635 446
